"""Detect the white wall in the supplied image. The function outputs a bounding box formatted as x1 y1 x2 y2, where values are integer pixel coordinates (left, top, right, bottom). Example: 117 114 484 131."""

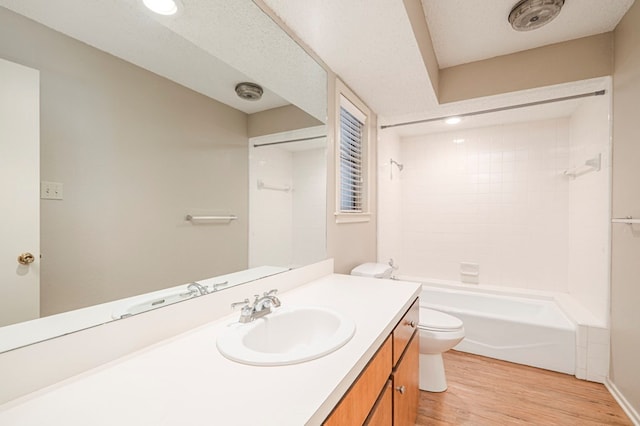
567 95 611 323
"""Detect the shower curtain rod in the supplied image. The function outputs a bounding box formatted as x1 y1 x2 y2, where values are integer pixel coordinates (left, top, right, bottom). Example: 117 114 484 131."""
252 134 326 148
380 89 606 130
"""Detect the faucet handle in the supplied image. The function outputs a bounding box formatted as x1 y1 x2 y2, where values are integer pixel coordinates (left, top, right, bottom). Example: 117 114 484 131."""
264 289 278 297
230 298 250 309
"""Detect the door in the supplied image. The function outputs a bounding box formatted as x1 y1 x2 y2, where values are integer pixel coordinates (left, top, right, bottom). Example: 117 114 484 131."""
0 58 40 327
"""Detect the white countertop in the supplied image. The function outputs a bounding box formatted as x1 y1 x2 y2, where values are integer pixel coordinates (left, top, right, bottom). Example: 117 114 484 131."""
0 274 420 426
0 265 289 353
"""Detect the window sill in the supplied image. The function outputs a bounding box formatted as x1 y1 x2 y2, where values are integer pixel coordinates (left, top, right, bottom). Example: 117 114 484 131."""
334 212 371 224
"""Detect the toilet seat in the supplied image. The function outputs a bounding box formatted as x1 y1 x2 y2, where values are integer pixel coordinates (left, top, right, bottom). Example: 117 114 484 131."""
419 308 463 332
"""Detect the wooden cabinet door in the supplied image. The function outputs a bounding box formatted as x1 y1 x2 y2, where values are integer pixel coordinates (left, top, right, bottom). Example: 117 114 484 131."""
393 333 419 426
365 380 392 426
324 337 392 426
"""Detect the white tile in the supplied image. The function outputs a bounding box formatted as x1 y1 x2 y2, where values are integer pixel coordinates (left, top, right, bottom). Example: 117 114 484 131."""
576 346 587 369
587 356 609 378
588 327 610 345
588 342 609 360
576 325 588 348
387 114 608 301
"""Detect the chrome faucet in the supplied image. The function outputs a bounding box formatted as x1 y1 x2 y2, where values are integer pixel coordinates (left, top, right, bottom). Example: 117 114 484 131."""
211 281 229 292
185 282 209 297
231 289 281 323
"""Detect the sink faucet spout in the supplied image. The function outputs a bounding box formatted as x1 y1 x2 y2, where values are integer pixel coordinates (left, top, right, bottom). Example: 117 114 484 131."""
234 289 281 323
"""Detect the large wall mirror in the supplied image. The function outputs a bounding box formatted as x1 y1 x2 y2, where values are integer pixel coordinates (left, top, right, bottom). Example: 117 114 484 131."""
0 0 327 352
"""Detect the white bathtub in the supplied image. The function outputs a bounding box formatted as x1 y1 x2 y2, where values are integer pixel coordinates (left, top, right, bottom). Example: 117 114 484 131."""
419 284 576 375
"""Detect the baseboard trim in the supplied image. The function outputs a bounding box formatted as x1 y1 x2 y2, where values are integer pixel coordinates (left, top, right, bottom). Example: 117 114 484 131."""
605 378 640 426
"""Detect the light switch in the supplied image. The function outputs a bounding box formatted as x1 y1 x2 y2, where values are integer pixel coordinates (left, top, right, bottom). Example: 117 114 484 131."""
41 181 63 200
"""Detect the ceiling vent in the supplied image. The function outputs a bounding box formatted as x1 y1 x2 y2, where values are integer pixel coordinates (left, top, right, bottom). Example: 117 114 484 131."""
509 0 565 31
235 82 263 101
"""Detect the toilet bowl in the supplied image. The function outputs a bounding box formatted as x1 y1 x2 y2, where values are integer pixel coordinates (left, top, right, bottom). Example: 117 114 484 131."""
418 307 465 392
349 263 465 392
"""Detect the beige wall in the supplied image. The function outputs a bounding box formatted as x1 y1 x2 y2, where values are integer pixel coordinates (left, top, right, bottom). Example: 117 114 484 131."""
611 0 640 417
402 0 440 98
326 77 378 274
247 104 323 138
439 33 614 103
0 8 249 315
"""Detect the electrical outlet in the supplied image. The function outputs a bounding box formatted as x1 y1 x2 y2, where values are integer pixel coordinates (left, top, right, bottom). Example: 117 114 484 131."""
41 181 63 200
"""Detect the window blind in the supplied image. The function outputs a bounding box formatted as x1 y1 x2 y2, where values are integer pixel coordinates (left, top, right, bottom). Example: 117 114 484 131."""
339 101 365 212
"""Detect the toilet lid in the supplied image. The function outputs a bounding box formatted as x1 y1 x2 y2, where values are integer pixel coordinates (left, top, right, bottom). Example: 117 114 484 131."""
420 308 463 331
350 262 393 278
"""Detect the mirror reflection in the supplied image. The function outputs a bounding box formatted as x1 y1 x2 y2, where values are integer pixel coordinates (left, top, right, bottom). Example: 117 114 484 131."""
0 0 327 352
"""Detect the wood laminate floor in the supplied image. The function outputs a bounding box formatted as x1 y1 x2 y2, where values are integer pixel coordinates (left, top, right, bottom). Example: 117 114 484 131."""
417 350 632 426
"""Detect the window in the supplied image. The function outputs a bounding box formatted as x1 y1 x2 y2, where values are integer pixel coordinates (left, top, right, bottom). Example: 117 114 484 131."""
336 92 370 223
339 100 364 212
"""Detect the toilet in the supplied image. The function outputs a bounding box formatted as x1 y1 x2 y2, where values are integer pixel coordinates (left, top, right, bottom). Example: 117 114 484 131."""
351 263 465 392
418 307 464 392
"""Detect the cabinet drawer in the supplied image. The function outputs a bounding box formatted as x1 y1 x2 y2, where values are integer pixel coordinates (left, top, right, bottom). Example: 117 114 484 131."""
324 337 392 426
392 298 419 366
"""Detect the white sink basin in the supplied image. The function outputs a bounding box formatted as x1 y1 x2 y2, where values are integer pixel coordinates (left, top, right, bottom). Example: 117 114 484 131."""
216 306 356 366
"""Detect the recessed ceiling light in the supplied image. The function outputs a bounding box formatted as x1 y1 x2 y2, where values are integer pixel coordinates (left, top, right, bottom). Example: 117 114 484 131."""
445 116 462 125
143 0 179 15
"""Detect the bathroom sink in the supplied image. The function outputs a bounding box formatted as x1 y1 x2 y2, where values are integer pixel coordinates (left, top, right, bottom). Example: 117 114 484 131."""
216 306 356 366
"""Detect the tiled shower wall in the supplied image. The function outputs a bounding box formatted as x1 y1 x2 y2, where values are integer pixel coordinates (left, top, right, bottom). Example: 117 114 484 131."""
292 148 327 267
567 96 611 324
379 103 611 324
249 145 326 268
398 118 573 292
377 131 403 268
379 100 612 379
250 147 294 267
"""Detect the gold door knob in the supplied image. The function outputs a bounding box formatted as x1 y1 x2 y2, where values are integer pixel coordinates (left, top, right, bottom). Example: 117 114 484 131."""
17 252 35 265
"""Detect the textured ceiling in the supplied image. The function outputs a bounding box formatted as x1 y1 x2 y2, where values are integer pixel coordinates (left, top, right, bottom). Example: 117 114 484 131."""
2 0 632 125
0 0 327 120
262 0 631 124
260 0 438 119
421 0 634 68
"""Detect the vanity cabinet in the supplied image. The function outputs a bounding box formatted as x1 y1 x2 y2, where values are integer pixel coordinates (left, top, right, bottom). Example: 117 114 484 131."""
324 298 419 426
392 300 419 426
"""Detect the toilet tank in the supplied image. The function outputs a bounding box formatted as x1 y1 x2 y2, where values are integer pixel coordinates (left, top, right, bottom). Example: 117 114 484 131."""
350 263 393 279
